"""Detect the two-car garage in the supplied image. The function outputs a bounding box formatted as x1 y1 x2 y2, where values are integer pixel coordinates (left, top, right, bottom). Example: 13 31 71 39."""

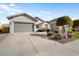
14 22 34 32
7 13 37 33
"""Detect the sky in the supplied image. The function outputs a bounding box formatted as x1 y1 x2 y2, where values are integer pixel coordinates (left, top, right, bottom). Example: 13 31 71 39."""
0 3 79 24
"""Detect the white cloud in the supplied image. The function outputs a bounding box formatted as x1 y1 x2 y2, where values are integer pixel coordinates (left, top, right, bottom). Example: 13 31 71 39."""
0 4 23 15
47 16 53 19
9 3 15 7
12 8 22 13
0 4 10 12
40 10 51 14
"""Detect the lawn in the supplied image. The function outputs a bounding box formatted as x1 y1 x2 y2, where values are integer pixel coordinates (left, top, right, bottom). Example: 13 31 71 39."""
72 33 79 39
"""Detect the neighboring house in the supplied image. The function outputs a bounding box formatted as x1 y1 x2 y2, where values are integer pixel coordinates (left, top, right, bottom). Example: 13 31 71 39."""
49 18 59 32
49 16 72 32
7 13 37 33
34 17 50 31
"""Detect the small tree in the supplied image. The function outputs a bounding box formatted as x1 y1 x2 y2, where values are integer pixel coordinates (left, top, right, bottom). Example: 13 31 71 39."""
56 16 72 39
73 19 79 28
56 16 73 26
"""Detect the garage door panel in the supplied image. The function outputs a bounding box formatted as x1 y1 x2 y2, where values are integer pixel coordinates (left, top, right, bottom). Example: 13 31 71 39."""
14 22 34 32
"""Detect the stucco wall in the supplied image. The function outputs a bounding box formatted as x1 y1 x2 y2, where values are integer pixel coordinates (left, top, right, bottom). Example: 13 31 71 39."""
49 21 59 31
10 16 35 23
9 16 36 33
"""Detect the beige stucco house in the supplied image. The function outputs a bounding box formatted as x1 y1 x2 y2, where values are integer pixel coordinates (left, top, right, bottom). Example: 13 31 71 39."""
34 17 44 31
7 13 50 33
7 13 37 33
34 17 50 31
49 18 59 32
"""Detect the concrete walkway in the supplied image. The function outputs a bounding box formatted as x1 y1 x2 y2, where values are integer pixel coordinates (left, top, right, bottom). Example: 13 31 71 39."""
0 32 79 56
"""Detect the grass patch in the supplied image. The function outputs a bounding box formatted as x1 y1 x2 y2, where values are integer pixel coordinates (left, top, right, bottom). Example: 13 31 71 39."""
72 33 79 39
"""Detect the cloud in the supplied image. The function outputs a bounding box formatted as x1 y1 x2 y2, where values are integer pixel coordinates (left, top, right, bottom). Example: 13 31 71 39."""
9 3 16 7
0 4 10 12
0 4 23 15
47 16 53 19
11 8 22 13
40 10 51 14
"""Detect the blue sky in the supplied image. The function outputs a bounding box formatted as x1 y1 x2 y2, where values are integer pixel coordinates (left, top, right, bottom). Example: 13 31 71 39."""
0 3 79 24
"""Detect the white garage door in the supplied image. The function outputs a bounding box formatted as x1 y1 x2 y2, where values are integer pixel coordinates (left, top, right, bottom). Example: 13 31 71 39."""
14 22 34 32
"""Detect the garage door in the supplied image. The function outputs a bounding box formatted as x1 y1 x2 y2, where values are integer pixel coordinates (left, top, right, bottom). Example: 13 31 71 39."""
14 22 34 32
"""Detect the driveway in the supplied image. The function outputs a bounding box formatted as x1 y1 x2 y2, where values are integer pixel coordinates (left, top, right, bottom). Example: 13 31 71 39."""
0 33 8 42
0 32 79 56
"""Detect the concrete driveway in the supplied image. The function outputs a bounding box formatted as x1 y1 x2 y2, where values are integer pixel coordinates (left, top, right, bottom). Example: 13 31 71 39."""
0 32 79 56
0 33 8 42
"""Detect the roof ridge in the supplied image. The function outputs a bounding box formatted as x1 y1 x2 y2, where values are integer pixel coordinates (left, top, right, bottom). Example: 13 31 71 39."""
7 13 37 22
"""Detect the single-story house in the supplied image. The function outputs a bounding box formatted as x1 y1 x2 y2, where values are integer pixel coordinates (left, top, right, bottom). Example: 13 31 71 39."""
48 16 71 32
49 18 59 32
34 17 44 31
7 13 51 33
7 13 37 33
36 22 50 31
34 17 50 31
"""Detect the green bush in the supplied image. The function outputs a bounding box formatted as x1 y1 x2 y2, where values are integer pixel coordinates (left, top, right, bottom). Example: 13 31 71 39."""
47 32 52 36
67 33 72 38
67 29 73 33
72 29 76 32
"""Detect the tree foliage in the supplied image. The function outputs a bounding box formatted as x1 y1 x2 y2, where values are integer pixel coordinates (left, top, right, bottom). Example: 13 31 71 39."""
56 16 73 26
73 19 79 28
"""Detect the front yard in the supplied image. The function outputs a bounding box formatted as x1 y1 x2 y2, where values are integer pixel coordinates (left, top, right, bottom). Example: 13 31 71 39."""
72 33 79 39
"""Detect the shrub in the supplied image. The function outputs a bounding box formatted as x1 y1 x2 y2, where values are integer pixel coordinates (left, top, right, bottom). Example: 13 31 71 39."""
67 29 73 33
54 30 58 33
73 20 79 28
72 29 76 32
67 33 72 38
47 32 52 36
53 33 63 40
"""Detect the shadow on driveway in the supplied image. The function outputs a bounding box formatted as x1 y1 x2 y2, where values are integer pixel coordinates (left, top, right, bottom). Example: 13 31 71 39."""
30 33 47 39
